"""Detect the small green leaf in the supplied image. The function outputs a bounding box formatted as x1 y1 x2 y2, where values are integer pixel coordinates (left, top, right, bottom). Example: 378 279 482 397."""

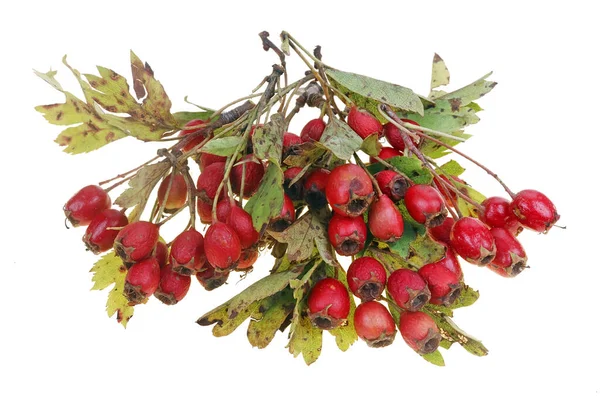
421 349 445 366
407 233 446 268
426 285 480 317
365 246 411 271
173 111 214 126
318 118 362 160
200 136 243 156
367 156 433 185
115 161 170 208
268 212 330 263
283 141 327 167
440 72 496 105
326 68 424 116
426 311 488 357
247 289 295 349
430 53 450 92
437 160 465 177
287 313 323 365
360 134 382 157
387 220 418 258
454 180 486 218
245 163 284 232
253 113 284 163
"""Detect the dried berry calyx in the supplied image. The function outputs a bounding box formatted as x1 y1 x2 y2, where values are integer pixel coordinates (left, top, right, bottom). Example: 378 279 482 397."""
41 31 560 366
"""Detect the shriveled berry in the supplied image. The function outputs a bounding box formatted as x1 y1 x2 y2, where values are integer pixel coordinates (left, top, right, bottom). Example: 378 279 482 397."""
399 311 441 355
354 301 396 348
307 278 350 330
154 264 192 305
83 209 128 254
404 184 447 227
170 229 206 275
368 195 404 242
197 162 226 203
369 147 402 163
179 119 207 152
64 185 111 227
269 194 296 232
124 258 161 305
427 217 454 245
375 170 410 201
157 172 188 213
199 153 226 172
488 227 528 278
347 257 387 301
347 106 382 139
204 222 241 270
283 167 304 201
450 217 496 266
300 118 326 142
383 119 421 151
114 221 160 264
328 214 367 256
231 155 265 198
326 163 374 217
418 261 462 306
303 168 330 209
387 269 431 311
196 261 229 291
236 247 259 271
511 189 559 233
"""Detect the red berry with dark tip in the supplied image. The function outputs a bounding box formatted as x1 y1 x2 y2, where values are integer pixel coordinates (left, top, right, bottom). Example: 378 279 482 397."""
157 172 188 213
347 257 387 301
170 229 206 275
450 217 496 266
154 264 192 305
368 194 404 242
399 311 441 355
197 162 226 203
404 184 447 227
307 277 350 330
283 167 304 201
303 168 330 209
383 119 421 151
124 257 161 305
418 261 463 306
328 214 367 256
114 221 160 264
375 170 410 201
236 247 259 271
283 132 302 148
64 185 111 227
83 209 128 254
347 106 382 139
427 217 454 245
488 227 528 278
269 194 296 232
387 269 431 311
369 147 402 163
196 261 230 291
511 189 559 233
326 163 374 217
354 301 396 348
204 222 241 270
199 153 226 172
179 119 207 152
300 118 326 142
231 155 265 198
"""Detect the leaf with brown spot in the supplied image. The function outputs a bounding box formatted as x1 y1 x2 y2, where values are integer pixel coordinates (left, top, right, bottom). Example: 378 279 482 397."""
245 163 284 232
287 313 323 365
430 53 450 92
283 141 327 167
318 118 363 160
360 133 382 157
247 289 294 349
115 161 170 209
269 212 331 263
425 311 488 357
253 113 284 163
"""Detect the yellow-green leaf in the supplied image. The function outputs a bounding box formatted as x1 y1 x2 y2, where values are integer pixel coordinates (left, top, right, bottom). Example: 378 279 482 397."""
245 163 284 232
268 212 330 263
253 113 284 163
287 314 323 365
430 53 450 92
115 161 170 209
318 118 362 160
247 289 294 349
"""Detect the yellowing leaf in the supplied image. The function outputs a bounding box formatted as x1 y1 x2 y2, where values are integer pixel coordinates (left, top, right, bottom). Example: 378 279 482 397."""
247 289 294 349
115 161 170 210
318 118 362 160
287 313 323 365
268 212 329 263
430 53 450 92
253 113 284 163
245 163 284 232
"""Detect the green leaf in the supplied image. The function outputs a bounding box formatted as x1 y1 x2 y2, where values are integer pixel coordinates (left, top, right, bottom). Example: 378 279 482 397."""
115 161 170 209
421 349 445 366
365 246 411 271
89 251 134 328
387 219 418 258
360 134 382 157
440 72 496 105
283 141 327 167
173 111 214 126
318 118 363 160
200 136 243 156
426 285 480 317
407 233 446 268
453 180 486 218
287 313 323 365
430 53 450 92
268 212 330 263
245 163 284 232
367 156 433 185
326 68 424 116
197 266 304 336
426 311 488 357
252 113 284 163
247 289 294 349
437 160 465 176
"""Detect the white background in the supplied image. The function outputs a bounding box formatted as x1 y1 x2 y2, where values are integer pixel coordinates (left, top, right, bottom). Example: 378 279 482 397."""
1 0 598 399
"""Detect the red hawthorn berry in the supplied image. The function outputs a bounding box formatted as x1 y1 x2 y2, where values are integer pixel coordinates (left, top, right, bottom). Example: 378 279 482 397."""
197 162 226 203
283 167 304 201
511 189 560 233
170 229 206 275
217 204 259 249
216 199 232 223
427 217 454 246
114 221 160 265
354 301 396 348
196 197 214 225
154 240 169 268
369 147 402 163
204 222 242 270
387 269 431 311
326 163 374 217
154 264 192 305
428 248 463 280
196 261 230 291
368 194 404 242
282 132 302 161
488 227 528 278
307 277 351 330
199 153 226 172
64 185 111 227
157 172 188 213
328 214 367 256
404 184 448 227
347 257 387 301
418 261 463 306
347 106 382 139
179 119 207 152
479 196 522 236
383 119 421 151
230 155 265 198
399 311 441 355
269 194 296 232
236 247 259 271
300 118 326 142
124 257 161 305
83 209 128 254
375 170 411 201
450 217 496 266
303 168 330 209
